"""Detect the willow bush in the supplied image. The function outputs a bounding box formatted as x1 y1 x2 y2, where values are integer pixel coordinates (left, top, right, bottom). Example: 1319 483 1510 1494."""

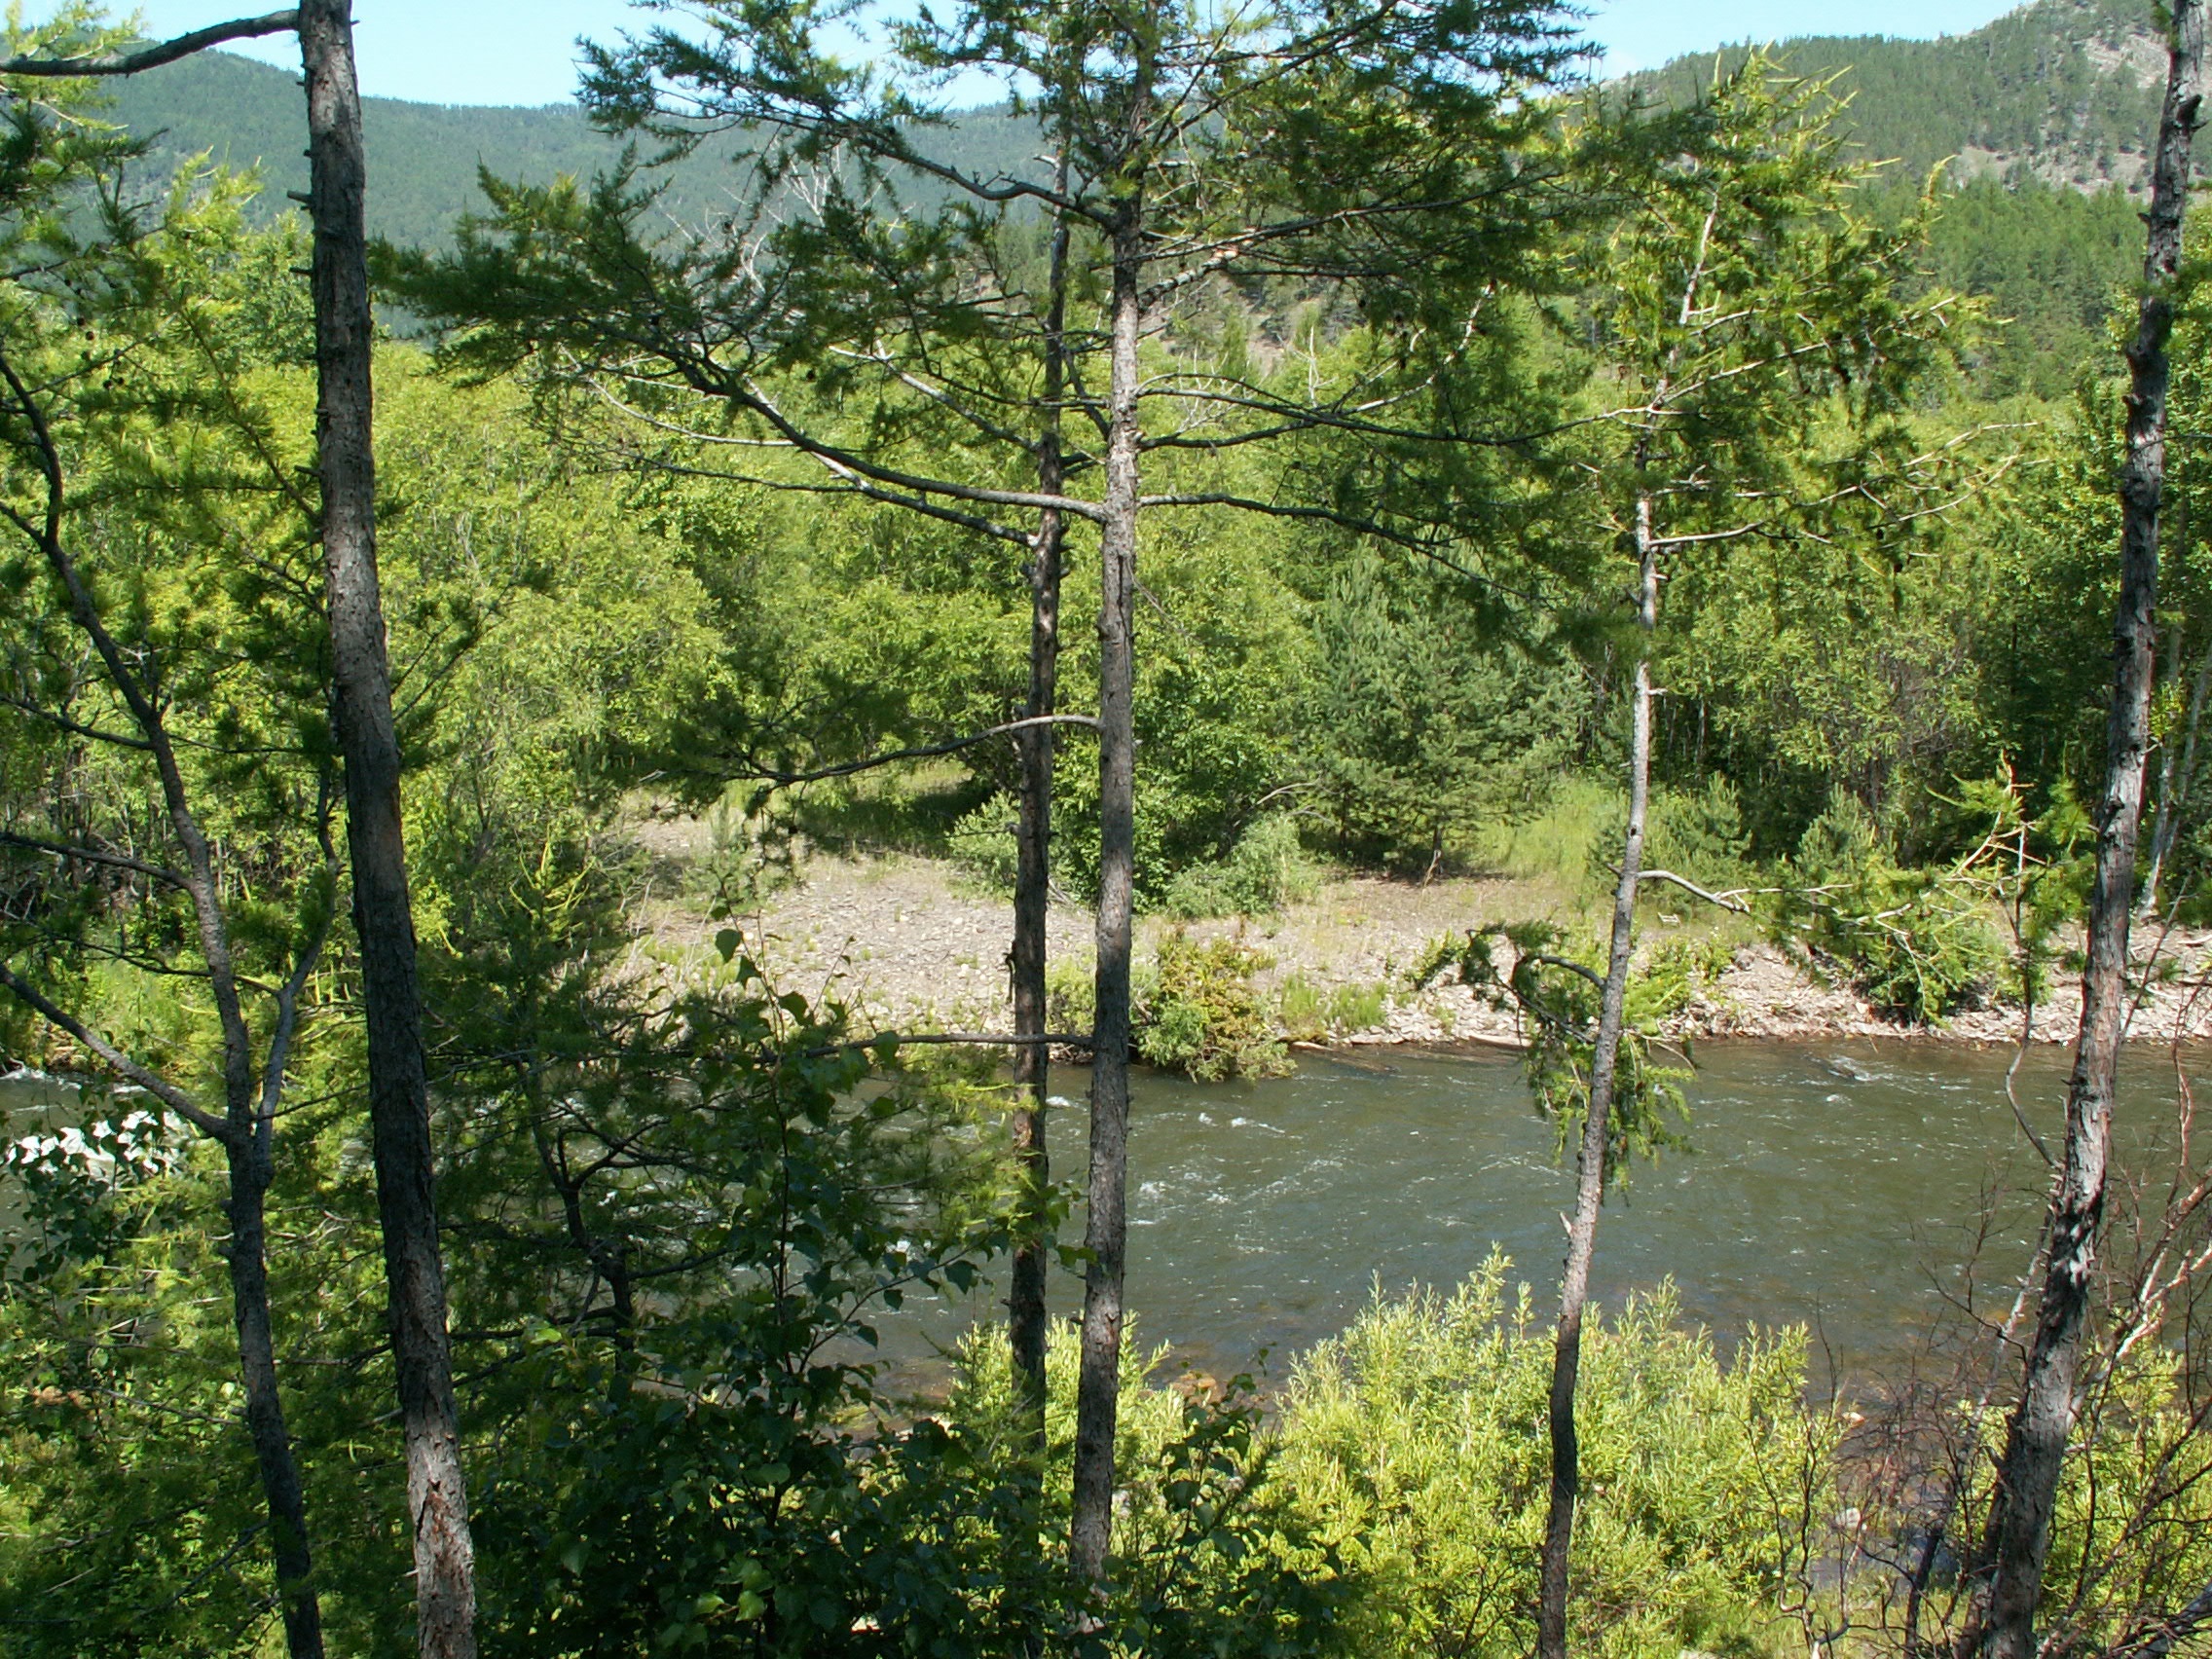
1275 1258 1834 1659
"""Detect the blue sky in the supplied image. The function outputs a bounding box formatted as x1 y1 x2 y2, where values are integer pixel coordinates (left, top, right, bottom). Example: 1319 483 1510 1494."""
124 0 2032 107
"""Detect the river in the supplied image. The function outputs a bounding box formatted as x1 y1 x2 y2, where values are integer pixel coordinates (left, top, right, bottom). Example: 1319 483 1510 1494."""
872 1039 2207 1388
8 1042 2202 1387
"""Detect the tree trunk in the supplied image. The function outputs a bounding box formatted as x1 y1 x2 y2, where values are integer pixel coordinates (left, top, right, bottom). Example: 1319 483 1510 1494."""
226 1140 327 1659
2143 615 2212 917
298 5 477 1654
2145 617 2186 915
1534 496 1656 1659
1070 210 1144 1588
1009 151 1072 1446
1962 9 2203 1656
9 356 332 1659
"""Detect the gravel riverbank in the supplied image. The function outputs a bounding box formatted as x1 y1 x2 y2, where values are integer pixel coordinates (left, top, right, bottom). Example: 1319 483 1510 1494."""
630 844 2212 1051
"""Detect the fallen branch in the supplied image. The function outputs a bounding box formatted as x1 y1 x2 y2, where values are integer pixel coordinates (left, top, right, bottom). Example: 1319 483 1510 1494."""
800 1030 1097 1058
720 714 1103 788
1637 867 1751 914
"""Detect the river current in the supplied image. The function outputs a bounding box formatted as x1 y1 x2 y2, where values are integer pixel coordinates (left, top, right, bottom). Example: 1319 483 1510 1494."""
902 1039 2207 1387
7 1042 2202 1386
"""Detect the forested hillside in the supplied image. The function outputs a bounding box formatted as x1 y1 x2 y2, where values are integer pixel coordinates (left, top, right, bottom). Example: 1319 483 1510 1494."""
1640 0 2165 188
104 0 2158 390
11 2 2212 1658
109 0 2172 233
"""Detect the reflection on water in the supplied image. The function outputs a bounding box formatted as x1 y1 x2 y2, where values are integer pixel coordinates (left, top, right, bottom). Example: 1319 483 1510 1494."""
871 1040 2207 1385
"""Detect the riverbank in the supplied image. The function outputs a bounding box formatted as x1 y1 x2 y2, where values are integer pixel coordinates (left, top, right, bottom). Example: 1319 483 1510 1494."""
628 840 2212 1051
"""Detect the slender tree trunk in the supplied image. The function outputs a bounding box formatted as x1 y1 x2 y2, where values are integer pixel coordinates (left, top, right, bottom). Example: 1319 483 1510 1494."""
1009 152 1073 1444
2146 617 2186 914
1070 210 1145 1588
226 1140 327 1659
8 361 332 1659
298 5 477 1653
1963 10 2203 1656
2144 617 2212 917
1535 497 1656 1659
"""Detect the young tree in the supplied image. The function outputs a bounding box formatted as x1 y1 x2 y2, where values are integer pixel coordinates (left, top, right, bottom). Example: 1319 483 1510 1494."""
1962 5 2208 1656
0 6 480 1651
391 0 1588 1588
1521 64 1973 1659
0 83 333 1652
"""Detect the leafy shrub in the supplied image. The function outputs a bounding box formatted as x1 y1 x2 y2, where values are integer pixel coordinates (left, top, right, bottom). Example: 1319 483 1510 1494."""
1278 974 1389 1042
1276 973 1330 1043
1161 813 1324 919
937 1319 1352 1658
1044 953 1096 1035
1276 1260 1834 1659
691 788 798 911
1137 930 1291 1081
1636 937 1735 1020
1582 775 1752 897
1326 982 1389 1035
946 788 1021 892
1774 791 2004 1022
454 953 1015 1658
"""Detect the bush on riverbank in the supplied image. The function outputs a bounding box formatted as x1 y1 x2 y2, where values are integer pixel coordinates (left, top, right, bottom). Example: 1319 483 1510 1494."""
1137 931 1292 1082
1774 793 1998 1020
937 1259 1835 1657
1280 1262 1829 1659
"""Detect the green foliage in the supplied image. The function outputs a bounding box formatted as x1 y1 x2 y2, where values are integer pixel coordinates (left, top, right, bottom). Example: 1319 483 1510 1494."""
1306 553 1589 869
1045 954 1097 1038
428 924 1023 1656
1136 932 1292 1084
1275 976 1389 1043
1772 790 2009 1022
14 6 2212 1655
1416 924 1692 1182
939 1322 1352 1658
947 789 1023 893
1276 1260 1832 1659
1160 815 1324 921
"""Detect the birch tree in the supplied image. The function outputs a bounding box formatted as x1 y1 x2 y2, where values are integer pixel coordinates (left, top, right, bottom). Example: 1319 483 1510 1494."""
1961 5 2207 1655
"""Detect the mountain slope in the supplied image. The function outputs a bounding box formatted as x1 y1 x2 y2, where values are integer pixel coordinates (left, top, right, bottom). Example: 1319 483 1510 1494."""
87 3 2171 396
96 0 2174 250
1637 0 2164 192
99 50 1047 248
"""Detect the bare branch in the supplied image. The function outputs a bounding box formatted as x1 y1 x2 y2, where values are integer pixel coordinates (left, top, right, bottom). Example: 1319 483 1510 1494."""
1637 867 1751 914
1523 953 1607 992
0 828 188 890
0 11 299 77
0 690 155 751
719 713 1101 788
2115 1576 2212 1658
799 1030 1096 1058
0 960 226 1138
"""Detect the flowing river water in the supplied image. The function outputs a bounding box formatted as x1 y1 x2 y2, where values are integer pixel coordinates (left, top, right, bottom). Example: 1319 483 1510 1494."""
7 1041 2204 1388
879 1038 2210 1389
